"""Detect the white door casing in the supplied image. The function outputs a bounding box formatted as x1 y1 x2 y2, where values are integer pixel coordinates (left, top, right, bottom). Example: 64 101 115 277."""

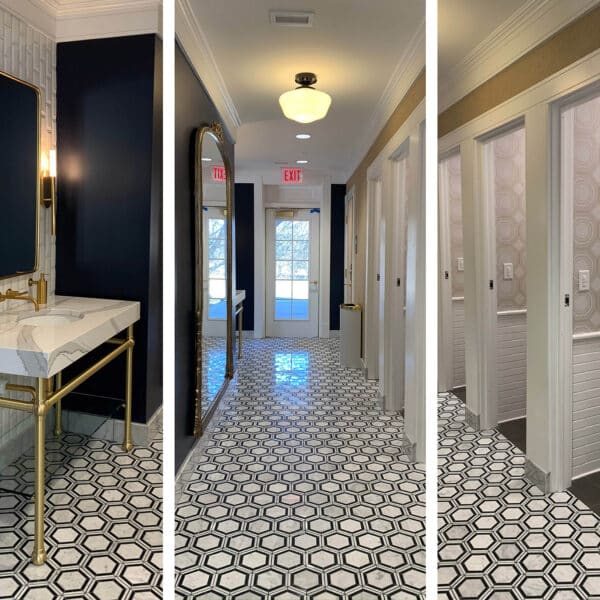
265 208 320 338
344 187 355 304
365 179 382 380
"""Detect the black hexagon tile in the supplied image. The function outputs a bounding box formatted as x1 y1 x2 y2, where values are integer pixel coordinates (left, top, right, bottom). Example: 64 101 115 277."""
176 338 425 599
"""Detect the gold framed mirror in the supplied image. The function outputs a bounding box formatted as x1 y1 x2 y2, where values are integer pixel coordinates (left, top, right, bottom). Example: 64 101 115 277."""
0 70 40 280
193 122 234 437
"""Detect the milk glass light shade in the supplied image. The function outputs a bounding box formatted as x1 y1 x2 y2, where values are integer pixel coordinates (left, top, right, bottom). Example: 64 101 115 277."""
279 72 331 124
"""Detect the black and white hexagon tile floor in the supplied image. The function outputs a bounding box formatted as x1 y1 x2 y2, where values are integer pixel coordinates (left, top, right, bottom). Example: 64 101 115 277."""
438 392 600 600
176 338 425 599
0 430 162 599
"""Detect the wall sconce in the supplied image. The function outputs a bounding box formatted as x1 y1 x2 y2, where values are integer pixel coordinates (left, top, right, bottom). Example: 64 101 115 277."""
41 149 56 235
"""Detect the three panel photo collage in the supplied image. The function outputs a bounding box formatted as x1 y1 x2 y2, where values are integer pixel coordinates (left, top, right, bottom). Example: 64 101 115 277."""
2 0 600 598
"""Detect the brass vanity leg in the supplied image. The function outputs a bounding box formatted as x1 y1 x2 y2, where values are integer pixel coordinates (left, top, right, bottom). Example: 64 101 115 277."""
122 325 134 452
238 308 243 360
32 378 47 565
54 373 62 437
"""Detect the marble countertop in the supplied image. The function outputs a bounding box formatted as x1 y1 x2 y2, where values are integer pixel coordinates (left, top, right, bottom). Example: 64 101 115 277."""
0 296 140 378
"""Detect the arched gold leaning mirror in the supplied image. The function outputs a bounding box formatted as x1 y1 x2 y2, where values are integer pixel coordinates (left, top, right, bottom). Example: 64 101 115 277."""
193 123 234 437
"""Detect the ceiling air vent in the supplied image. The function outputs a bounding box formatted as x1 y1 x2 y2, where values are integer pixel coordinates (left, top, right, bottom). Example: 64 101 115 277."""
270 10 314 27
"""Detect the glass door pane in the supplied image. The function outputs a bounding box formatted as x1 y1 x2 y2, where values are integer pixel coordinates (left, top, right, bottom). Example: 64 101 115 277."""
274 217 310 320
207 216 227 319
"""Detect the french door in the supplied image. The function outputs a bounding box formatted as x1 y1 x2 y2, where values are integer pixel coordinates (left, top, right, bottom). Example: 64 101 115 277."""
265 208 320 337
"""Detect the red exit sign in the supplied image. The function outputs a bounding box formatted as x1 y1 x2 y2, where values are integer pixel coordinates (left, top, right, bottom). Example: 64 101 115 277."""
282 167 303 184
212 166 226 182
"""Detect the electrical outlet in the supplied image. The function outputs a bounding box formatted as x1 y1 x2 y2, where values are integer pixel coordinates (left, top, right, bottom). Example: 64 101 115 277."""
503 263 513 280
579 269 590 291
457 257 464 272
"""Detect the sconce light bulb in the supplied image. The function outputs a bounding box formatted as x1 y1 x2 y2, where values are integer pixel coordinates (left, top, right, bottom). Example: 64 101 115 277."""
41 152 49 176
49 149 57 178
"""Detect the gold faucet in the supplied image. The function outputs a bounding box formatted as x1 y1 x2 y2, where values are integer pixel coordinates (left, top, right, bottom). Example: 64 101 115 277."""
28 273 48 305
0 289 39 311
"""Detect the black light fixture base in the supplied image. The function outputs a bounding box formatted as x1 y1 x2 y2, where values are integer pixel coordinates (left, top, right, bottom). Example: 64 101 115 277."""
295 72 317 87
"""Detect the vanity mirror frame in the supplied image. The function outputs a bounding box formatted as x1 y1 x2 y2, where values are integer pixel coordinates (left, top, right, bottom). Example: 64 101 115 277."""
0 69 41 281
193 122 234 437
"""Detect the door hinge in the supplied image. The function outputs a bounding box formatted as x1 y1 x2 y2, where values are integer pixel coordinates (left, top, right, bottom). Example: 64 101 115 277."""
489 279 494 290
444 270 449 280
564 293 570 307
396 277 401 287
376 273 380 282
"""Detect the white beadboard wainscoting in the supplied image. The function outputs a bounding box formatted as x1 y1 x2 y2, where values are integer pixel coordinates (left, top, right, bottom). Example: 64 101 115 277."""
497 310 527 423
452 297 465 388
0 4 56 462
573 334 600 479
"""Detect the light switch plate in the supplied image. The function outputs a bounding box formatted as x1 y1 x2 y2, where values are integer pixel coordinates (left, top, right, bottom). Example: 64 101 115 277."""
457 257 464 272
503 263 513 280
579 269 590 291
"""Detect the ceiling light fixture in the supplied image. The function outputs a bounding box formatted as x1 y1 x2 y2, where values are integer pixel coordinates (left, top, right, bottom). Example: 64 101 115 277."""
201 157 212 162
296 160 308 164
279 73 331 124
296 133 311 140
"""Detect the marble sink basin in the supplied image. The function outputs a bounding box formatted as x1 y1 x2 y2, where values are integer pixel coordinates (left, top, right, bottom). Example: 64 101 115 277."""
0 296 140 378
19 312 83 327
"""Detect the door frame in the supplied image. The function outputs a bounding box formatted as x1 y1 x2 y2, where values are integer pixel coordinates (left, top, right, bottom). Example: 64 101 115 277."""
474 118 525 430
438 148 460 393
364 177 383 381
344 186 356 304
551 80 600 490
264 207 320 338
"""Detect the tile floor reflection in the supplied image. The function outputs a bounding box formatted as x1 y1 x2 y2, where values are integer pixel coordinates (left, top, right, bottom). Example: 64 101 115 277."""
438 392 600 599
176 338 425 599
0 430 162 599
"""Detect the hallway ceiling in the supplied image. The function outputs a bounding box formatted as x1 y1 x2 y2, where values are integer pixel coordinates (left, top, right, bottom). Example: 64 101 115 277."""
184 0 424 183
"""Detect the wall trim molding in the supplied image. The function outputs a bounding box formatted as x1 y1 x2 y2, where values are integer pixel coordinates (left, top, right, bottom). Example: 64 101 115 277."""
348 20 425 178
1 0 162 41
440 0 599 112
176 0 241 141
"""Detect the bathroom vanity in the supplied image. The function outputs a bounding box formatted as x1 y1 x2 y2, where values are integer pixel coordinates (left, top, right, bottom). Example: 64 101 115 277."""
0 295 140 565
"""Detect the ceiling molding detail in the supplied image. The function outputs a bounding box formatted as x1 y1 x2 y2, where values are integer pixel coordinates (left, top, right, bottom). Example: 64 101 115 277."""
347 19 425 179
440 0 599 111
176 0 241 141
1 0 162 41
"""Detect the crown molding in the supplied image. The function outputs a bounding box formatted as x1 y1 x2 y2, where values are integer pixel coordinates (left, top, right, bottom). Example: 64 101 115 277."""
439 0 599 112
176 0 241 141
347 19 425 178
0 0 162 41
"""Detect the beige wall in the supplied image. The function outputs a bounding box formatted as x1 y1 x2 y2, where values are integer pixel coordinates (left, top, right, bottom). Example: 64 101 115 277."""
346 69 425 349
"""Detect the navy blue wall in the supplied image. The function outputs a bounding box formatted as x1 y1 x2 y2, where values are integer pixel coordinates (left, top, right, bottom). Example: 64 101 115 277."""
56 34 162 425
234 183 254 331
330 184 346 330
175 43 235 469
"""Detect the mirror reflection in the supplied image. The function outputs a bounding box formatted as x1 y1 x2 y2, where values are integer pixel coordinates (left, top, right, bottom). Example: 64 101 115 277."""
0 72 39 278
199 132 228 421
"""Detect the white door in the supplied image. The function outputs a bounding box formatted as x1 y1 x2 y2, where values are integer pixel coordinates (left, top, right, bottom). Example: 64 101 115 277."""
203 207 228 337
344 190 355 303
265 208 320 338
480 124 527 428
